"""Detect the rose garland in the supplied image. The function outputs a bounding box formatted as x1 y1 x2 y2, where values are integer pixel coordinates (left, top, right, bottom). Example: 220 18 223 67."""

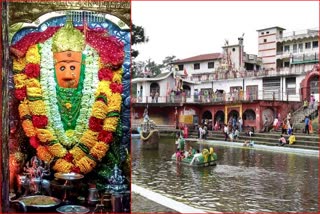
12 31 124 174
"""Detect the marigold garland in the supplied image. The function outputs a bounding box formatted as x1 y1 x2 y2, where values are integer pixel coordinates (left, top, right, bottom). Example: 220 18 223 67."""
13 29 124 174
13 57 26 72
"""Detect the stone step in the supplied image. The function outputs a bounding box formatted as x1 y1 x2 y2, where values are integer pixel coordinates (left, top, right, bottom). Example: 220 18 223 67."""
187 130 319 149
189 134 318 146
186 135 318 150
188 130 319 142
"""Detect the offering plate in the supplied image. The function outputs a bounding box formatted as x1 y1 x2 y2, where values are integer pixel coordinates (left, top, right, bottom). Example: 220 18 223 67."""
54 173 84 181
57 205 90 214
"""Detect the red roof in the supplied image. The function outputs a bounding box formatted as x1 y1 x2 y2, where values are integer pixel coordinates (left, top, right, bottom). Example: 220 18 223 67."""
174 53 223 64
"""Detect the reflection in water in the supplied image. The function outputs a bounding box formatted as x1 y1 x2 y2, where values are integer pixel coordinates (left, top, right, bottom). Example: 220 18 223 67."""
132 136 318 212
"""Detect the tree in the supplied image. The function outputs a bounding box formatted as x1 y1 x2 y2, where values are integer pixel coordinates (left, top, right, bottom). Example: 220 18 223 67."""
131 24 148 59
161 55 178 72
145 59 162 77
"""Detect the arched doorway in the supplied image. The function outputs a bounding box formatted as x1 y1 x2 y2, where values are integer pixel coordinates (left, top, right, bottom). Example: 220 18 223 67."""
242 109 256 120
242 109 256 129
214 110 224 130
150 82 160 94
202 110 212 130
300 66 319 101
150 82 160 102
227 110 239 124
310 75 319 101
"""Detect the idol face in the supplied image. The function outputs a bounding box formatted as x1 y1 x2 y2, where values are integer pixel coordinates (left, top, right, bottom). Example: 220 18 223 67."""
54 51 82 88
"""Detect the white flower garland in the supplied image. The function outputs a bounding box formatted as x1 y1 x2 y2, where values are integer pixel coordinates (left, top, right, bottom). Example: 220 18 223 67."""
39 38 99 147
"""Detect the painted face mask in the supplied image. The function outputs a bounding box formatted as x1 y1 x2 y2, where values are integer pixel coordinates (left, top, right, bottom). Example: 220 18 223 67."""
54 51 82 88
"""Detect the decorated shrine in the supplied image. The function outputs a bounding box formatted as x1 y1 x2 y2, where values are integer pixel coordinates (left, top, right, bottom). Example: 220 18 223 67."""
1 1 130 213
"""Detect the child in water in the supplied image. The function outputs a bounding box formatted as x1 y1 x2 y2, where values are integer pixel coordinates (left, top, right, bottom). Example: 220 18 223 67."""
176 149 182 161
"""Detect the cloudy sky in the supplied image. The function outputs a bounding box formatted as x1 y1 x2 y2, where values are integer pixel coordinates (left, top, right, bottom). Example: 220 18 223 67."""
132 1 319 64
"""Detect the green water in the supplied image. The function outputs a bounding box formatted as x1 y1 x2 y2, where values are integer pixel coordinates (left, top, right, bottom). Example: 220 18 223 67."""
132 136 318 212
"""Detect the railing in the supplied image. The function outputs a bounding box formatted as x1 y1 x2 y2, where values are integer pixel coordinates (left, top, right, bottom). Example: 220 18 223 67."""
132 90 303 104
275 67 306 74
131 123 176 131
292 53 319 63
277 28 319 39
178 66 312 82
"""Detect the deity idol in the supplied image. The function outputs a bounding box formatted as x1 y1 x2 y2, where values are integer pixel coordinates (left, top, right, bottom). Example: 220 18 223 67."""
11 18 125 174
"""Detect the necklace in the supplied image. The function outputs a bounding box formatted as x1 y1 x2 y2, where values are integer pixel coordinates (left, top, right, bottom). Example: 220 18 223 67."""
40 39 98 147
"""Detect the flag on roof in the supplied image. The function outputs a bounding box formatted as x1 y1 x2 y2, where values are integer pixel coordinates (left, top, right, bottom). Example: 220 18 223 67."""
184 68 188 76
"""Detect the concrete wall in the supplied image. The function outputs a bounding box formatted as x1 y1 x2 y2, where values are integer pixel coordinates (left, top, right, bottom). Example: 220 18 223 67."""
258 28 279 70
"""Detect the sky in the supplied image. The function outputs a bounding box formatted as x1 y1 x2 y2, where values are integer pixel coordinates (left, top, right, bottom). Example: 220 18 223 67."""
132 1 319 64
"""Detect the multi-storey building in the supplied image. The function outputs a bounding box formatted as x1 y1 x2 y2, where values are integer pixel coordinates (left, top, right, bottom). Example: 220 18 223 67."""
132 26 319 132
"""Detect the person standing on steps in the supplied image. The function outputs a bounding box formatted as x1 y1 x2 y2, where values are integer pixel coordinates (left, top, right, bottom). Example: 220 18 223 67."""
303 99 308 111
304 116 310 134
155 90 159 103
308 118 313 134
273 117 279 132
238 117 243 132
310 92 315 109
262 115 269 132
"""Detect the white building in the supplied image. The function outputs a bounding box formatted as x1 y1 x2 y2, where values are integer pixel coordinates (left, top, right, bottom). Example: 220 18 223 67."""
133 26 319 103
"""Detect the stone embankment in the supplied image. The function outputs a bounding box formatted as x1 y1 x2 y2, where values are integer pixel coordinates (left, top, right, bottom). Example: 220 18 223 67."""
159 129 319 150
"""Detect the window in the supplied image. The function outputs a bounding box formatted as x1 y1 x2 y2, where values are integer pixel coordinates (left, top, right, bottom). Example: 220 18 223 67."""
194 63 200 70
178 64 184 71
261 32 264 35
266 31 269 34
263 39 267 43
293 44 297 53
313 41 318 49
284 45 290 52
305 42 311 49
208 62 215 69
286 77 296 95
298 43 303 52
232 48 236 52
284 61 290 67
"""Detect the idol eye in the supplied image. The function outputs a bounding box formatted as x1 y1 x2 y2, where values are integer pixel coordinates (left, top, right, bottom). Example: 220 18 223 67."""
60 66 66 71
70 66 76 70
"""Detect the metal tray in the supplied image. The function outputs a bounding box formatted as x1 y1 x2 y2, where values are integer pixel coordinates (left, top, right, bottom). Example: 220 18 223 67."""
56 205 90 214
54 172 84 180
15 195 61 208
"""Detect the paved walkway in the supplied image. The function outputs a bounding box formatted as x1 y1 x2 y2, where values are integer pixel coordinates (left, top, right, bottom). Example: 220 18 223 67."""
132 184 208 213
132 192 177 213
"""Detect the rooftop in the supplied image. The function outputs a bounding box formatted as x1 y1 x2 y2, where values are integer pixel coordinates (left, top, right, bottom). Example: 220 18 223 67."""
256 26 286 32
173 53 223 64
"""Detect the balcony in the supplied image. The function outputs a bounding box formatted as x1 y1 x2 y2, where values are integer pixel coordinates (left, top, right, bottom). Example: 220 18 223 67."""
292 52 319 64
181 67 306 82
277 52 319 64
276 51 291 59
132 90 302 105
276 67 306 75
277 28 319 42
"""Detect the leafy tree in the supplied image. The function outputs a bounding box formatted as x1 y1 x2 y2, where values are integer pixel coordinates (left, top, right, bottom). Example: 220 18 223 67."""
162 55 177 71
131 24 148 59
145 59 162 77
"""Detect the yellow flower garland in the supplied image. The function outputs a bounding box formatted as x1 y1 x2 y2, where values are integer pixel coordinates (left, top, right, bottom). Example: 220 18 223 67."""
25 45 40 64
13 57 26 72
